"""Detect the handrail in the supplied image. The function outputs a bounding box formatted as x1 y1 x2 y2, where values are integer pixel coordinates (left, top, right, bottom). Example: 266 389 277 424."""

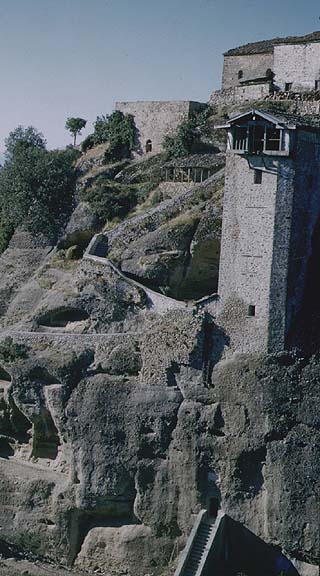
174 509 207 576
195 510 225 576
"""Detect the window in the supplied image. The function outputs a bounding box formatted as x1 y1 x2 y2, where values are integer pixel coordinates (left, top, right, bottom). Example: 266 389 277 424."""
315 80 320 90
248 305 256 317
266 68 273 80
233 126 247 151
248 124 264 154
254 170 262 184
145 139 152 153
232 122 284 155
285 82 293 92
238 70 243 80
265 127 281 151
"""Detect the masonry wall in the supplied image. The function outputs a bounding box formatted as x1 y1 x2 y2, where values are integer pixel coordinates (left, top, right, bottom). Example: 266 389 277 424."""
210 83 272 107
273 43 320 91
284 130 320 336
222 53 273 90
217 153 280 353
115 101 205 155
267 160 295 352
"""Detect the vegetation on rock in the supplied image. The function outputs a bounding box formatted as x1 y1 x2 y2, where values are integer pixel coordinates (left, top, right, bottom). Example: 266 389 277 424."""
0 126 78 251
163 106 215 159
82 111 137 161
0 337 28 363
80 177 138 224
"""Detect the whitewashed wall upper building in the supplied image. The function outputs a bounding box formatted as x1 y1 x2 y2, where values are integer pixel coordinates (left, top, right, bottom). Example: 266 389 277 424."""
210 31 320 104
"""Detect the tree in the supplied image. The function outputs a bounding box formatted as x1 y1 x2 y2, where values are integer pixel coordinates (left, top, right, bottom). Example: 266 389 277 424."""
163 117 198 159
92 111 137 160
5 125 46 160
65 117 87 146
0 126 77 249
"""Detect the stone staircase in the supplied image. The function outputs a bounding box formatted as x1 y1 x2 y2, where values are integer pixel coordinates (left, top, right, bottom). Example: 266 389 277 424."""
174 510 224 576
182 521 215 576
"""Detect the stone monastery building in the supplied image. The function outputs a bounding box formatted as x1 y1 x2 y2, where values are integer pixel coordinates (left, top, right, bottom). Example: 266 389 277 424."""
222 31 320 92
217 109 320 354
116 100 206 155
213 31 320 104
115 31 320 355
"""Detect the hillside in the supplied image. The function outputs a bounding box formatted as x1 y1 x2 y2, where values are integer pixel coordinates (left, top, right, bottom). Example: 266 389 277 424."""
0 100 319 576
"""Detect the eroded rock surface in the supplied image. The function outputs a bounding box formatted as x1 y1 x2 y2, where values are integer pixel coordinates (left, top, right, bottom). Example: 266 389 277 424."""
0 154 319 576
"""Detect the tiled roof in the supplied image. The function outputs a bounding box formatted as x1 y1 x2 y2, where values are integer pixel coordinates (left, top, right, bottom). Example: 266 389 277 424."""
225 108 320 130
266 110 320 129
163 154 225 168
224 31 320 56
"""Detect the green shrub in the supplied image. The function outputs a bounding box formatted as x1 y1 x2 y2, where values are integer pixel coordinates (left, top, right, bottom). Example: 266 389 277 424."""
81 134 95 152
135 180 161 204
164 117 197 159
163 106 215 159
81 180 137 223
0 219 14 254
0 127 77 242
0 337 28 363
93 111 137 161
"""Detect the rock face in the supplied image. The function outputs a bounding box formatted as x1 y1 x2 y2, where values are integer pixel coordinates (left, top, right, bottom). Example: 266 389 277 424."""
103 171 224 301
0 153 319 576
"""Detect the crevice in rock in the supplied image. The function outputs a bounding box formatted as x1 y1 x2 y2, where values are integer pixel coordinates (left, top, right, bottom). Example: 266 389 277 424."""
28 367 59 385
68 497 140 565
38 308 89 328
165 361 180 387
202 321 214 387
10 397 32 445
213 404 225 436
0 365 11 385
234 447 267 496
31 407 61 460
0 435 15 457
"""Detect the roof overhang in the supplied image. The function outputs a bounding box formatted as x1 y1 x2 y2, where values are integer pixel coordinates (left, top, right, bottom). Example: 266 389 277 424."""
215 108 296 130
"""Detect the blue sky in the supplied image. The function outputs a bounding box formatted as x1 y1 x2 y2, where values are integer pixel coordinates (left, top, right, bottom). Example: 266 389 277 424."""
0 0 319 150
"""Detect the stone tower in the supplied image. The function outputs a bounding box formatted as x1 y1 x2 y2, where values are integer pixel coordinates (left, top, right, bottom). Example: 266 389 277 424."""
217 108 320 353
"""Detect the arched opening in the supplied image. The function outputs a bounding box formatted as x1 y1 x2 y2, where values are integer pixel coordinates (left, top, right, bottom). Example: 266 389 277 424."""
209 497 219 519
206 469 221 519
266 68 274 80
145 139 152 153
238 70 243 80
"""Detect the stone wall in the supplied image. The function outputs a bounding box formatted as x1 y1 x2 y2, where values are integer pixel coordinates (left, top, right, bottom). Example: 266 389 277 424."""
210 83 272 107
273 42 320 91
217 152 294 354
222 53 273 90
284 129 320 339
115 101 206 155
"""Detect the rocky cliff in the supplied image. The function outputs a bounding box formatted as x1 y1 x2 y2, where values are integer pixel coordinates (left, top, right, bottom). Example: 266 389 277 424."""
0 135 319 576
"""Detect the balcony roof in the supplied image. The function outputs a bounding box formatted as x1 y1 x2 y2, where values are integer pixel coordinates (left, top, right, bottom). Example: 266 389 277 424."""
216 108 320 131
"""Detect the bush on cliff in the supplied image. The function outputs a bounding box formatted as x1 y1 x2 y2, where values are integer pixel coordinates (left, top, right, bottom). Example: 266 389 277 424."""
0 126 77 249
163 106 215 159
81 177 138 224
82 111 137 161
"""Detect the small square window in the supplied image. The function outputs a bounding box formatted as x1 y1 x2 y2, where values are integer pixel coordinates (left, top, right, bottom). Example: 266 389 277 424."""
254 170 262 184
248 305 256 317
285 82 293 92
